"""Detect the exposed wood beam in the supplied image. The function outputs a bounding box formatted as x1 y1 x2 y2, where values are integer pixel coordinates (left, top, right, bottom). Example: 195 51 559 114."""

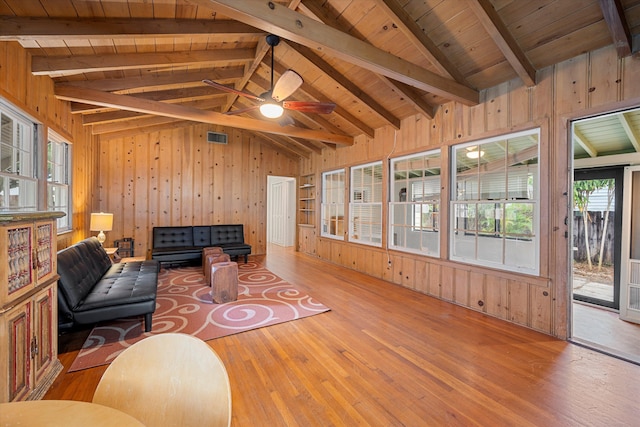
126 87 225 103
96 120 196 142
84 110 151 125
0 16 262 40
222 36 271 112
83 97 227 125
58 67 244 93
269 61 375 138
573 128 598 158
91 115 182 135
249 72 347 139
296 3 433 122
73 88 227 114
231 96 326 154
289 42 401 129
249 132 311 158
385 79 436 120
617 112 640 152
221 0 301 113
373 0 468 84
32 49 255 76
199 0 478 105
54 85 353 145
465 0 536 87
71 102 112 114
598 0 633 57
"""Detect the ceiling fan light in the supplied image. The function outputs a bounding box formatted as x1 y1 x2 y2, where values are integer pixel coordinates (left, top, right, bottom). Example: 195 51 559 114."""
260 103 284 118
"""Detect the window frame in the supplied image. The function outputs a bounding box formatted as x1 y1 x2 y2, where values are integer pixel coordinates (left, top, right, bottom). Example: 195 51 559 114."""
47 130 72 232
320 169 346 240
0 99 38 212
388 149 441 257
349 161 383 247
450 128 540 275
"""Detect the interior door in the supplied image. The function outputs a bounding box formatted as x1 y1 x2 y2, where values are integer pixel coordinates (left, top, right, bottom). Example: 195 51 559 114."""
270 181 286 246
620 166 640 324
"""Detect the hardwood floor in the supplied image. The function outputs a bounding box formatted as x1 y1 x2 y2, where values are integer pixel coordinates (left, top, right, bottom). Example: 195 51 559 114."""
46 245 640 426
572 301 640 365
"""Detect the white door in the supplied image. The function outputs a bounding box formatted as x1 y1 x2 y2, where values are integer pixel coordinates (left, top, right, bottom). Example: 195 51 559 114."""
270 181 286 246
620 166 640 323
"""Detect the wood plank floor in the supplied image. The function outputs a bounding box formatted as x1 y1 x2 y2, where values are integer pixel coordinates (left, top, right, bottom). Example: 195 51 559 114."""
46 245 640 426
572 301 640 365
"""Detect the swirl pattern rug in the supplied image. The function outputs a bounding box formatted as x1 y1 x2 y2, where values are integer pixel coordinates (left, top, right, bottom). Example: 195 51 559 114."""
68 261 330 372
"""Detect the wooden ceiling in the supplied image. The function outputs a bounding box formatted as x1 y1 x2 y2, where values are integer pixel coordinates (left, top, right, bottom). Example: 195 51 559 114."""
1 0 639 158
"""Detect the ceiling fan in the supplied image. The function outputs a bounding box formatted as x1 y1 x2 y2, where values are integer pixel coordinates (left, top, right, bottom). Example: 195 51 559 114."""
203 34 336 123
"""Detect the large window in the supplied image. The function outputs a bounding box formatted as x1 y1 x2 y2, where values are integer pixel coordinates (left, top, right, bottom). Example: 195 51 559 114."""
350 161 383 246
389 150 441 256
321 169 346 239
451 128 539 274
0 102 37 211
48 131 71 231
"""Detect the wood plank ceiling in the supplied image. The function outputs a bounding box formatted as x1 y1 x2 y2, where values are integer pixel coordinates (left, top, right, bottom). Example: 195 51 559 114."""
1 0 640 159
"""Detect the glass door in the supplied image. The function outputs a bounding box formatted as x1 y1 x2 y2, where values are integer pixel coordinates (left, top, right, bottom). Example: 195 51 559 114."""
620 166 640 323
572 167 623 309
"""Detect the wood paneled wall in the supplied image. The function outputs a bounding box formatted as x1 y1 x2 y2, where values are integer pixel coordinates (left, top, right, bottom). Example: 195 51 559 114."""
299 45 640 339
96 126 298 258
0 41 96 249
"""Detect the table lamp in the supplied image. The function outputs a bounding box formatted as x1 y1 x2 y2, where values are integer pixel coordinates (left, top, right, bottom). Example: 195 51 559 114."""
90 212 113 245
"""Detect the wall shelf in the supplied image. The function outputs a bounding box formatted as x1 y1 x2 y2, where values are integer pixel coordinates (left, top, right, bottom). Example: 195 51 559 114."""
298 174 316 227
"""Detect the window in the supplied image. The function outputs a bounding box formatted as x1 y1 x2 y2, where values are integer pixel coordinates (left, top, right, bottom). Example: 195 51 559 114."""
451 128 539 274
0 102 37 211
321 169 346 239
350 161 383 246
48 131 71 231
389 150 441 256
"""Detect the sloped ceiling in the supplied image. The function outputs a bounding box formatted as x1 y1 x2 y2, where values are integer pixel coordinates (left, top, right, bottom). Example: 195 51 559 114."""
1 0 639 159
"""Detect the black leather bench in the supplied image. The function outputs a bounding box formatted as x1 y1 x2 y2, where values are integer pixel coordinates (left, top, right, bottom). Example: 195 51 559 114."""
151 224 252 265
57 237 159 332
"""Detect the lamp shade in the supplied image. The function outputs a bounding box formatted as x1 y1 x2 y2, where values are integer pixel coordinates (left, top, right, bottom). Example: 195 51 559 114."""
90 212 113 232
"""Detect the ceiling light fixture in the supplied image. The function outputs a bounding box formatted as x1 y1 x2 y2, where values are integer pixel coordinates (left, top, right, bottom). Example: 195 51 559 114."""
466 150 484 159
259 101 284 118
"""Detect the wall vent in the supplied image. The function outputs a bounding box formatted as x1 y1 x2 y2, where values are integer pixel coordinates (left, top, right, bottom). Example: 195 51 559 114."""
207 131 228 144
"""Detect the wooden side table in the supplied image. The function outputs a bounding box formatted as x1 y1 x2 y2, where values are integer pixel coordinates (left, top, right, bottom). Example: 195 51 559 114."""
104 247 120 263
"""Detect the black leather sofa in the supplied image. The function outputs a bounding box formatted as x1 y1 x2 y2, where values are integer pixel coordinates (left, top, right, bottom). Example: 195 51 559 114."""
152 224 251 265
57 237 159 332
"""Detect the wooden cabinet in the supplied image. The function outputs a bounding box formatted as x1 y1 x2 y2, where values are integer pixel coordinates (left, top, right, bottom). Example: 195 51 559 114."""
0 212 64 402
298 174 316 227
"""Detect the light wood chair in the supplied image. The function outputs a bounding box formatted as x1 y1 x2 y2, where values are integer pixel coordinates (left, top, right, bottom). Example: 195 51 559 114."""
92 333 231 427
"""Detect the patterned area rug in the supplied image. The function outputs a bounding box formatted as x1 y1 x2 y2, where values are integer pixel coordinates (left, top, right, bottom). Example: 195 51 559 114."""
68 261 330 372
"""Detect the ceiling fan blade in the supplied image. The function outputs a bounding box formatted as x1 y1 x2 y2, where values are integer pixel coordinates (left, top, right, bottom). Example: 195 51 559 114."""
271 70 303 102
283 101 336 114
224 105 260 116
202 79 265 102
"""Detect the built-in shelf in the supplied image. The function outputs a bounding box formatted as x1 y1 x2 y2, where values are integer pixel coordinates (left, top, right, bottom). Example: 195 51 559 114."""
298 174 316 227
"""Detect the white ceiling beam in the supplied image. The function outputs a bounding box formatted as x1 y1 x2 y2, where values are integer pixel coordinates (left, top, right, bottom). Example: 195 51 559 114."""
573 128 599 158
617 113 640 152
